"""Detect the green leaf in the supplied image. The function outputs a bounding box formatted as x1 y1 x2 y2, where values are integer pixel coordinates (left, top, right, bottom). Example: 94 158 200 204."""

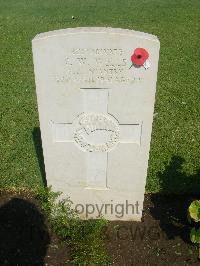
188 200 200 222
190 227 200 244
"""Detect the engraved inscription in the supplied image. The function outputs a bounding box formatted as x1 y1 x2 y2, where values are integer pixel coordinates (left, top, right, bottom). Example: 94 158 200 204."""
55 48 142 84
74 113 120 152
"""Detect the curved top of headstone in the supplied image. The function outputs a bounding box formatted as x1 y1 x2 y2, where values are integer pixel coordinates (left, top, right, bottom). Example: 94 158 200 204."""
32 27 159 43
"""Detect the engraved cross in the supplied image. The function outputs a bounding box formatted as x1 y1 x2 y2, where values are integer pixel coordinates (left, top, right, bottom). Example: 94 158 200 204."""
52 88 141 190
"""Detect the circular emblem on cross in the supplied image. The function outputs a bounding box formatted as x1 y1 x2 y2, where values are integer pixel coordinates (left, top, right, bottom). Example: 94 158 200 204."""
73 113 120 152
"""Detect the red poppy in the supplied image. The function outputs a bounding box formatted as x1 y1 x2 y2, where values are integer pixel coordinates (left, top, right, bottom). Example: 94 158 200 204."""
131 48 149 66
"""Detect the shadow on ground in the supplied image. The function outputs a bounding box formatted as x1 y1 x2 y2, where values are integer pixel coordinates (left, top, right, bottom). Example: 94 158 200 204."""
0 197 50 266
32 127 47 187
149 155 200 243
157 155 200 194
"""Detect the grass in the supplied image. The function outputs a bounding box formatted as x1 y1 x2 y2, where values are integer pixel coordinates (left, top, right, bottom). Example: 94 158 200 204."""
0 0 200 193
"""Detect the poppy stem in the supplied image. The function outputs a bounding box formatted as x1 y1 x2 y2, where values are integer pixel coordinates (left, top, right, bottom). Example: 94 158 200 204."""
129 63 134 69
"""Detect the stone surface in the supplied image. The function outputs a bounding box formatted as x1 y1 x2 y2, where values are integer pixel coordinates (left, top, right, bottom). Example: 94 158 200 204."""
32 27 160 221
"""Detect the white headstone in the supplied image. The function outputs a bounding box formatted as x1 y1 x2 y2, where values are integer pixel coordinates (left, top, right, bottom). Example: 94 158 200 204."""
32 27 160 221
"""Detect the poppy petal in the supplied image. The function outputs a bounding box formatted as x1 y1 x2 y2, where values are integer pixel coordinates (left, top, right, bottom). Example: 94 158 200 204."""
131 48 149 66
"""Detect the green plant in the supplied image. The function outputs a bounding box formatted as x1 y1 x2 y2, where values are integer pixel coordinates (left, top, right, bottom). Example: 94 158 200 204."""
36 186 110 265
70 218 109 265
188 200 200 259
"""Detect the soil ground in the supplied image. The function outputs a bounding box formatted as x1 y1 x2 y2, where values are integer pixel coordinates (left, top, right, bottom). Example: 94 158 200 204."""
0 191 199 266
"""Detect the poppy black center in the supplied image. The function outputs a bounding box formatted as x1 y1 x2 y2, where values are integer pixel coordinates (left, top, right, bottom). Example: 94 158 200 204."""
137 54 142 59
